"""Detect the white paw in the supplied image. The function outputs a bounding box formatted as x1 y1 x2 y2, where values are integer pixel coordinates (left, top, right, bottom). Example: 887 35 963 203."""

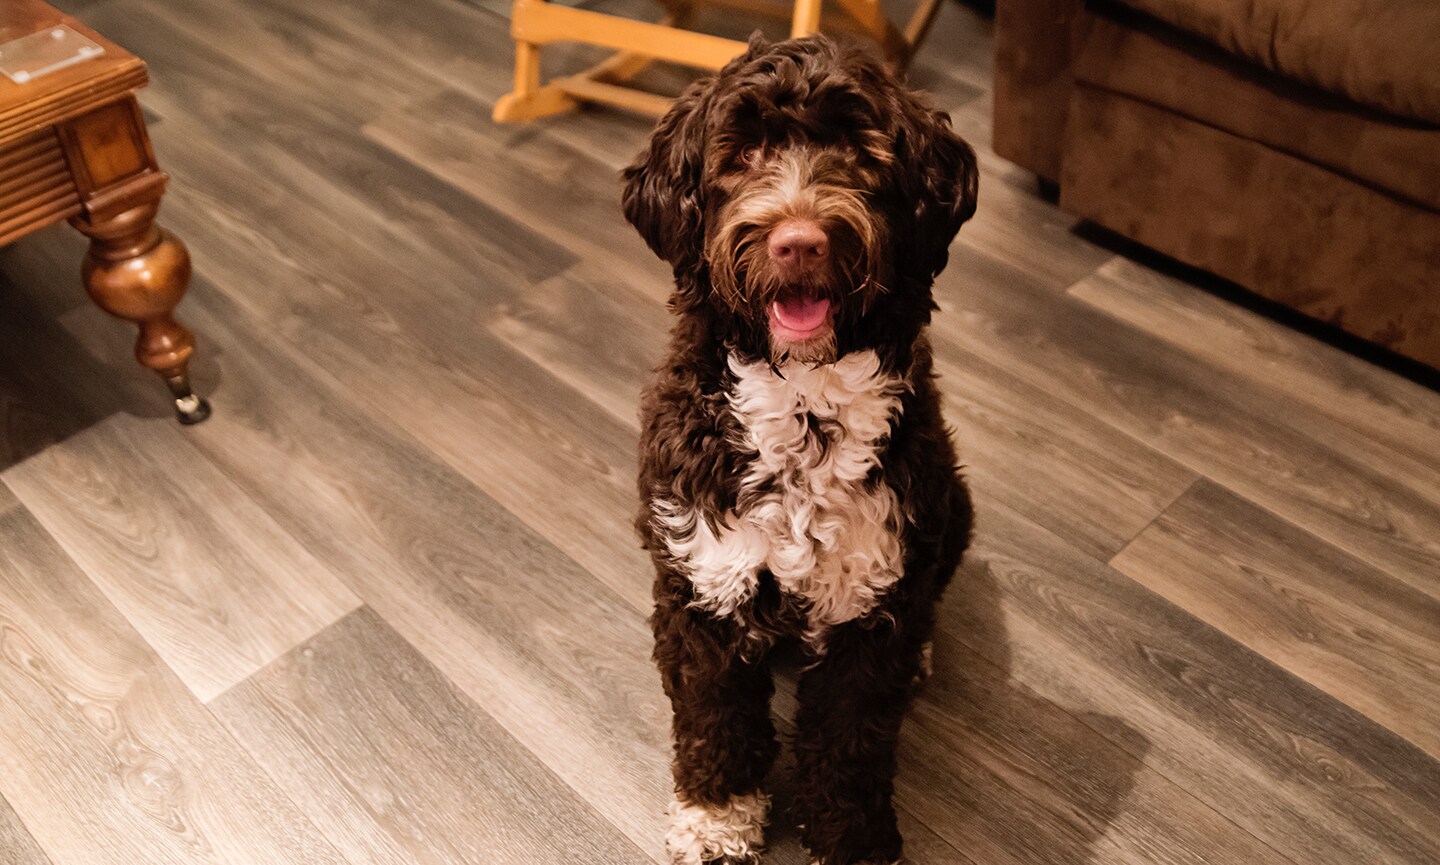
667 791 769 864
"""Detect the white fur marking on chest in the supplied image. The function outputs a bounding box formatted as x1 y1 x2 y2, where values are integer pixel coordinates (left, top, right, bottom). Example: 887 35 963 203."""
657 350 905 629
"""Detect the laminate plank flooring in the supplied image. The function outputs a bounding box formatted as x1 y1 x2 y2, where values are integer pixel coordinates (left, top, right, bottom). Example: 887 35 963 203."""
3 1 1437 864
4 416 361 701
0 503 349 865
1112 480 1440 758
950 502 1440 865
0 269 126 469
1069 257 1440 469
0 793 51 865
212 607 652 865
929 244 1440 598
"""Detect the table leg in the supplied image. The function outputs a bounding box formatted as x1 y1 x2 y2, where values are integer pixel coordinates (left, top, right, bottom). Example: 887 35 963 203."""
70 201 210 424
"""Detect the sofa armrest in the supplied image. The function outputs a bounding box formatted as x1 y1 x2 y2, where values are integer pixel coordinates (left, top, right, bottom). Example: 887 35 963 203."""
993 0 1084 183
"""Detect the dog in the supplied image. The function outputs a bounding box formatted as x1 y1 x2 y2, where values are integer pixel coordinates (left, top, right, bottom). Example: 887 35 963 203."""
623 33 978 865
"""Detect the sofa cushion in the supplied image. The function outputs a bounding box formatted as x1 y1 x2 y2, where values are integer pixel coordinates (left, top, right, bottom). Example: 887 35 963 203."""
1072 9 1440 211
1115 0 1440 124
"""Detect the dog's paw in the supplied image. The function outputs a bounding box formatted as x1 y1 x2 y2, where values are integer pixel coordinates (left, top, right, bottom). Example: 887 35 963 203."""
667 791 769 865
910 640 934 691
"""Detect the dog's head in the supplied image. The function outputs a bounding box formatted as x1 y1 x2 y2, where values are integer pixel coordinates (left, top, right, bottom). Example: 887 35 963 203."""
623 34 977 363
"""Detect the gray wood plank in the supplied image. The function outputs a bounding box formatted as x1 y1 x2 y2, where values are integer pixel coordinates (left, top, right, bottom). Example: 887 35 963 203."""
1112 480 1440 758
0 504 349 865
3 416 360 701
141 132 654 614
935 351 1198 560
85 0 577 293
949 499 1440 865
1070 256 1440 472
485 261 673 430
0 252 131 469
930 243 1440 600
900 646 1292 865
212 607 652 865
76 1 655 610
764 549 1291 865
363 87 673 300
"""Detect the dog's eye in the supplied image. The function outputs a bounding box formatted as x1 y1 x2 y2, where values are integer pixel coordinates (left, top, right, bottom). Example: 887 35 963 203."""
738 145 762 168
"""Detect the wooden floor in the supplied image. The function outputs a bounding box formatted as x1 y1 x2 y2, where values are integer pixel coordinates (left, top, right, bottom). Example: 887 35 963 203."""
2 1 1437 863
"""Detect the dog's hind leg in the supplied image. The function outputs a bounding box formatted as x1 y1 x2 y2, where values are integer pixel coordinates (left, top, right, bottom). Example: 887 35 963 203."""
653 594 778 864
792 615 928 865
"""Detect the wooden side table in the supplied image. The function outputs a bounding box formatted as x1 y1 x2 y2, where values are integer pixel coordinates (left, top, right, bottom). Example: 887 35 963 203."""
0 1 208 423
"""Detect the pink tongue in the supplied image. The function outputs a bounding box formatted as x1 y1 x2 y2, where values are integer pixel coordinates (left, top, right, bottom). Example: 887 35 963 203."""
771 295 831 332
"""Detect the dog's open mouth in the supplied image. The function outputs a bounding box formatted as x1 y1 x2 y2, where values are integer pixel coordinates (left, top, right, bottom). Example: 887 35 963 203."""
768 291 833 342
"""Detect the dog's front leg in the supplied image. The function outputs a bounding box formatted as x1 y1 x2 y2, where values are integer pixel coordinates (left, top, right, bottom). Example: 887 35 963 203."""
653 589 778 865
792 617 927 865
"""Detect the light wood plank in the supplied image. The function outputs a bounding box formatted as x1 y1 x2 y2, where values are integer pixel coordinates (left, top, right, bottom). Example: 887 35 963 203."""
0 793 51 865
0 504 349 865
3 416 360 701
0 479 18 514
213 607 652 865
1112 480 1440 758
947 499 1440 865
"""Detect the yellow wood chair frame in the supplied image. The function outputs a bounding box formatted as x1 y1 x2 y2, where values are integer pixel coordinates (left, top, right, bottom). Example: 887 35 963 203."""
493 0 944 122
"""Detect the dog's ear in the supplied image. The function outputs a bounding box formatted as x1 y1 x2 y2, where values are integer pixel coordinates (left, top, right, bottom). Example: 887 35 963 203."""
622 80 711 277
890 94 979 285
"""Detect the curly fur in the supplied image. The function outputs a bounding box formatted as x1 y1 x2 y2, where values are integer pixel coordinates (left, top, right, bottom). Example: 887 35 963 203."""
666 791 771 865
655 350 906 642
626 34 977 865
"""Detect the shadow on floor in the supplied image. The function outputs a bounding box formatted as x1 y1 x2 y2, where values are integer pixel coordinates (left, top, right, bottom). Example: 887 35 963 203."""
1072 220 1440 393
0 271 120 473
0 234 222 473
763 544 1150 864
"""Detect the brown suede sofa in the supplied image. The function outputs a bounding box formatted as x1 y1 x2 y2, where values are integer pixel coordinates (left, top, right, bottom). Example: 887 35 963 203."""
994 0 1440 369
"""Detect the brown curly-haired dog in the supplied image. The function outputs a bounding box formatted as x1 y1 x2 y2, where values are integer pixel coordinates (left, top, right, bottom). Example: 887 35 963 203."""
624 34 978 865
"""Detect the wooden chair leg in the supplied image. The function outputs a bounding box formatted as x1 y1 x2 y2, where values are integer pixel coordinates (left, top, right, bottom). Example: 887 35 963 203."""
791 0 823 37
71 201 211 424
493 18 579 122
900 0 945 67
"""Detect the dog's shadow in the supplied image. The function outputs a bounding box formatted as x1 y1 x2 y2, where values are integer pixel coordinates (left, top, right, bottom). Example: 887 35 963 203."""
764 545 1150 864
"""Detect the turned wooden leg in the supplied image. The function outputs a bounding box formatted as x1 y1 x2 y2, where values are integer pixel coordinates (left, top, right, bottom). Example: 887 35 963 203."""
71 202 211 424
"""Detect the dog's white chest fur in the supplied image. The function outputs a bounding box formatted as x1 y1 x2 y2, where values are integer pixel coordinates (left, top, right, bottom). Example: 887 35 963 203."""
656 350 905 631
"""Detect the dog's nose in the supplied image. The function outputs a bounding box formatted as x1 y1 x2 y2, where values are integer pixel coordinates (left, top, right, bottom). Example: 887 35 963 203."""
768 220 829 269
